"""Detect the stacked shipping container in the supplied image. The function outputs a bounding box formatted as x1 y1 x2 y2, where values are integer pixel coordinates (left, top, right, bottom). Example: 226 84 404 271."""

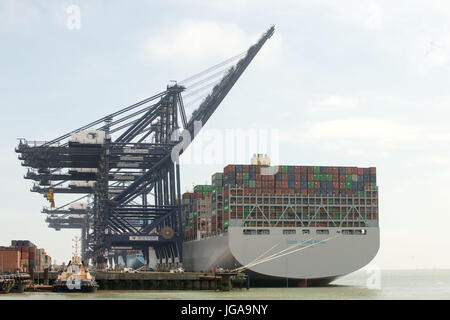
0 241 52 273
182 164 378 240
223 165 376 196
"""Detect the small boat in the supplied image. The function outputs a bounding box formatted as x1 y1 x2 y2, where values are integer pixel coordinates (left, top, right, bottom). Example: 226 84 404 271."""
52 237 98 293
0 274 14 294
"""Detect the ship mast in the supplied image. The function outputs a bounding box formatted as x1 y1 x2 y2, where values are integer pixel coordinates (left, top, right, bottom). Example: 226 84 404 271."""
72 236 81 264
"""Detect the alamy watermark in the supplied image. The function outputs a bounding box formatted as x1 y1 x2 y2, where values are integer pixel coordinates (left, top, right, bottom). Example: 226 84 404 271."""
365 266 381 289
65 264 81 290
66 5 81 30
170 120 281 166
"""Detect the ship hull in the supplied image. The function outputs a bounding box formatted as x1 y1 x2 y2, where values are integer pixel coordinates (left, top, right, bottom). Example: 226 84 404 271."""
183 226 379 286
52 281 98 293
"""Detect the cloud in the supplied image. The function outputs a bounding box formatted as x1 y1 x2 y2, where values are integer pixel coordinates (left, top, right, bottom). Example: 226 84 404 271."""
277 116 450 157
303 117 423 147
407 30 450 73
333 1 383 30
189 0 251 14
423 155 450 166
141 20 253 67
311 96 360 111
0 0 41 28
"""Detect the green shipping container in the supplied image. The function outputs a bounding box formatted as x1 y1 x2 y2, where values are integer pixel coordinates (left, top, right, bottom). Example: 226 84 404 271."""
212 180 223 187
314 166 321 174
243 172 249 180
308 182 314 189
212 172 223 180
345 182 352 189
249 180 256 188
346 175 352 183
282 166 288 173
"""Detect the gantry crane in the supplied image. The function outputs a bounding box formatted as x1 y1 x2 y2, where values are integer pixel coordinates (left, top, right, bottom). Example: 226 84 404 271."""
16 26 275 269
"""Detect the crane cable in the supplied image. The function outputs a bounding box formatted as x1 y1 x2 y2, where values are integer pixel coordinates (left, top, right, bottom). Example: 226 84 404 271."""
179 51 246 85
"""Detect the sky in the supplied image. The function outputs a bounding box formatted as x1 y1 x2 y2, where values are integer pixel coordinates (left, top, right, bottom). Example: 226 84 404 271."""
1 0 450 269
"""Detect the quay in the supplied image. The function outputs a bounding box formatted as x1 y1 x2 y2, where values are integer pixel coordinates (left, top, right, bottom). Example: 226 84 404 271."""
32 271 249 291
1 273 31 293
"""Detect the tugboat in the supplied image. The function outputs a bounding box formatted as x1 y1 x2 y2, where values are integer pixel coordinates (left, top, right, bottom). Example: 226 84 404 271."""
52 237 98 293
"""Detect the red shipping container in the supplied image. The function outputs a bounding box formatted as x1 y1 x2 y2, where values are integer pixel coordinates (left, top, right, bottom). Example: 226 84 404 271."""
224 165 235 173
294 166 301 174
308 174 314 181
301 189 308 196
242 165 249 172
357 168 364 175
370 167 376 174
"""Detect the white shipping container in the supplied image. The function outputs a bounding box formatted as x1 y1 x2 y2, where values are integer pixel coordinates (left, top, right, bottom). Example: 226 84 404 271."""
71 130 108 145
70 181 96 188
69 202 89 210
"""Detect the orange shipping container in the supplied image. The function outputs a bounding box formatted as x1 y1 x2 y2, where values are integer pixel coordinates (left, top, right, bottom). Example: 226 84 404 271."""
0 249 21 273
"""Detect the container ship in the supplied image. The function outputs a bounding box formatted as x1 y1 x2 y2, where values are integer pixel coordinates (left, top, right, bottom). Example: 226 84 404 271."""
181 155 379 287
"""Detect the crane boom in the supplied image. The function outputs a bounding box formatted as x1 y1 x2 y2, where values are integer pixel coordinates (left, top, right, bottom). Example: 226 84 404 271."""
186 25 275 136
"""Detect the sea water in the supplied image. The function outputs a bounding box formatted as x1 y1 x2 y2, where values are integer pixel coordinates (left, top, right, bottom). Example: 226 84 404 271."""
1 269 449 300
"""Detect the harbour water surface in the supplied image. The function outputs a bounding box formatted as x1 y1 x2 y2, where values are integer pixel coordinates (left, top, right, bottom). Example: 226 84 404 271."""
1 269 449 300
